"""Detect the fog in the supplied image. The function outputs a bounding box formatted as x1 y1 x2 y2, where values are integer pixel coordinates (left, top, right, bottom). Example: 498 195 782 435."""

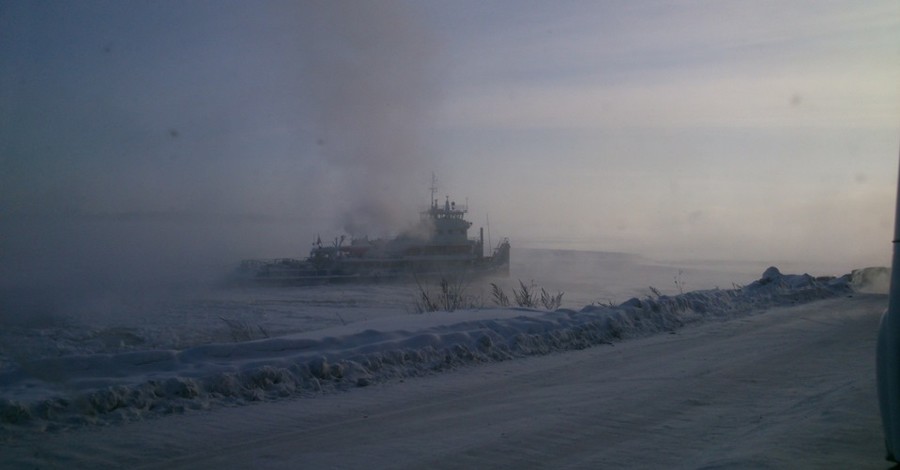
1 1 898 316
0 1 438 300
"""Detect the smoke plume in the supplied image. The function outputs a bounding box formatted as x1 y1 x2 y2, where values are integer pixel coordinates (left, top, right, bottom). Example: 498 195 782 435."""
0 1 441 318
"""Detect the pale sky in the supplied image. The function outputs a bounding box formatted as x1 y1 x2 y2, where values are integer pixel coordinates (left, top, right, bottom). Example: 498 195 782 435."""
1 0 898 281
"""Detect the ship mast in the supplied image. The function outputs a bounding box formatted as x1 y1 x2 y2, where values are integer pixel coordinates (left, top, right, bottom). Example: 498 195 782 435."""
429 172 438 209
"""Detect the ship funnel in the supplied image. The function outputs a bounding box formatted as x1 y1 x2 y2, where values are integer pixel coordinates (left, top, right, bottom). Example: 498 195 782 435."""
480 227 484 258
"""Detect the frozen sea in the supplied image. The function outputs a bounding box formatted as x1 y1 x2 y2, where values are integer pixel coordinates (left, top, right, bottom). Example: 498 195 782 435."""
0 248 771 367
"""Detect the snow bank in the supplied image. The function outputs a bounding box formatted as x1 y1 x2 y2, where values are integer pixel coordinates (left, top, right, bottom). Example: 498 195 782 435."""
0 267 854 435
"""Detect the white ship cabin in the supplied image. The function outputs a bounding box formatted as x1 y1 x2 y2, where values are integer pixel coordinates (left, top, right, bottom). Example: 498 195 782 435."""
316 195 487 260
426 197 472 245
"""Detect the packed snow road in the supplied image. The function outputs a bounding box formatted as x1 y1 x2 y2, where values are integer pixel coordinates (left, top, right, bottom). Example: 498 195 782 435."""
5 294 888 469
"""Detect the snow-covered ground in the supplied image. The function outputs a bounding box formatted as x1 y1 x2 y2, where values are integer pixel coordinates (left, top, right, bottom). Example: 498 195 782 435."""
0 249 890 467
2 288 889 469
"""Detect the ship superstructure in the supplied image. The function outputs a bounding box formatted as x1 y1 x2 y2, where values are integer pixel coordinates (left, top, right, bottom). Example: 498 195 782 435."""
235 181 510 284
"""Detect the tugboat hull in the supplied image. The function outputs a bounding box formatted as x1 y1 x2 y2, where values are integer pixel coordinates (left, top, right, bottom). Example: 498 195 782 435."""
235 240 510 285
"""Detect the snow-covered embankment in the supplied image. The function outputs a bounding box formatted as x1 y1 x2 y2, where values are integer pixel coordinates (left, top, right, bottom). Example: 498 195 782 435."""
0 267 866 435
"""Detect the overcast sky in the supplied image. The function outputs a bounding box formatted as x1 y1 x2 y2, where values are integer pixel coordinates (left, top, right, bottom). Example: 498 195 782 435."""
1 0 898 281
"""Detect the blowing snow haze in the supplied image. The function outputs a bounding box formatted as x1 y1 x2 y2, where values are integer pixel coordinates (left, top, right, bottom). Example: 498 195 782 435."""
1 1 899 302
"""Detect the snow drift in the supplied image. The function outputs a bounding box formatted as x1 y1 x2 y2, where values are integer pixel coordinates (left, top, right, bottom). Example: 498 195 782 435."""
0 267 857 436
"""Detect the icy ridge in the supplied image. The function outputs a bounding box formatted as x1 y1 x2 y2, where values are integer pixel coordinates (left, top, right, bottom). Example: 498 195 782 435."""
0 267 852 435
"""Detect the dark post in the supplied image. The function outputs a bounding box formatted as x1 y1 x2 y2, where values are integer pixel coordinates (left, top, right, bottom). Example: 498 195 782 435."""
878 145 900 461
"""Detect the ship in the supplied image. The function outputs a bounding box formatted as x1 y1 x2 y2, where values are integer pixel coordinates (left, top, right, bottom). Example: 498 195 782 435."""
234 185 510 285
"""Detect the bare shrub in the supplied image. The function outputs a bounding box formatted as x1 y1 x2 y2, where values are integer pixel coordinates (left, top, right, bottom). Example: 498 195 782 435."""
674 269 686 294
219 316 269 342
413 277 475 313
490 280 565 310
513 280 538 308
540 287 564 310
490 283 510 307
